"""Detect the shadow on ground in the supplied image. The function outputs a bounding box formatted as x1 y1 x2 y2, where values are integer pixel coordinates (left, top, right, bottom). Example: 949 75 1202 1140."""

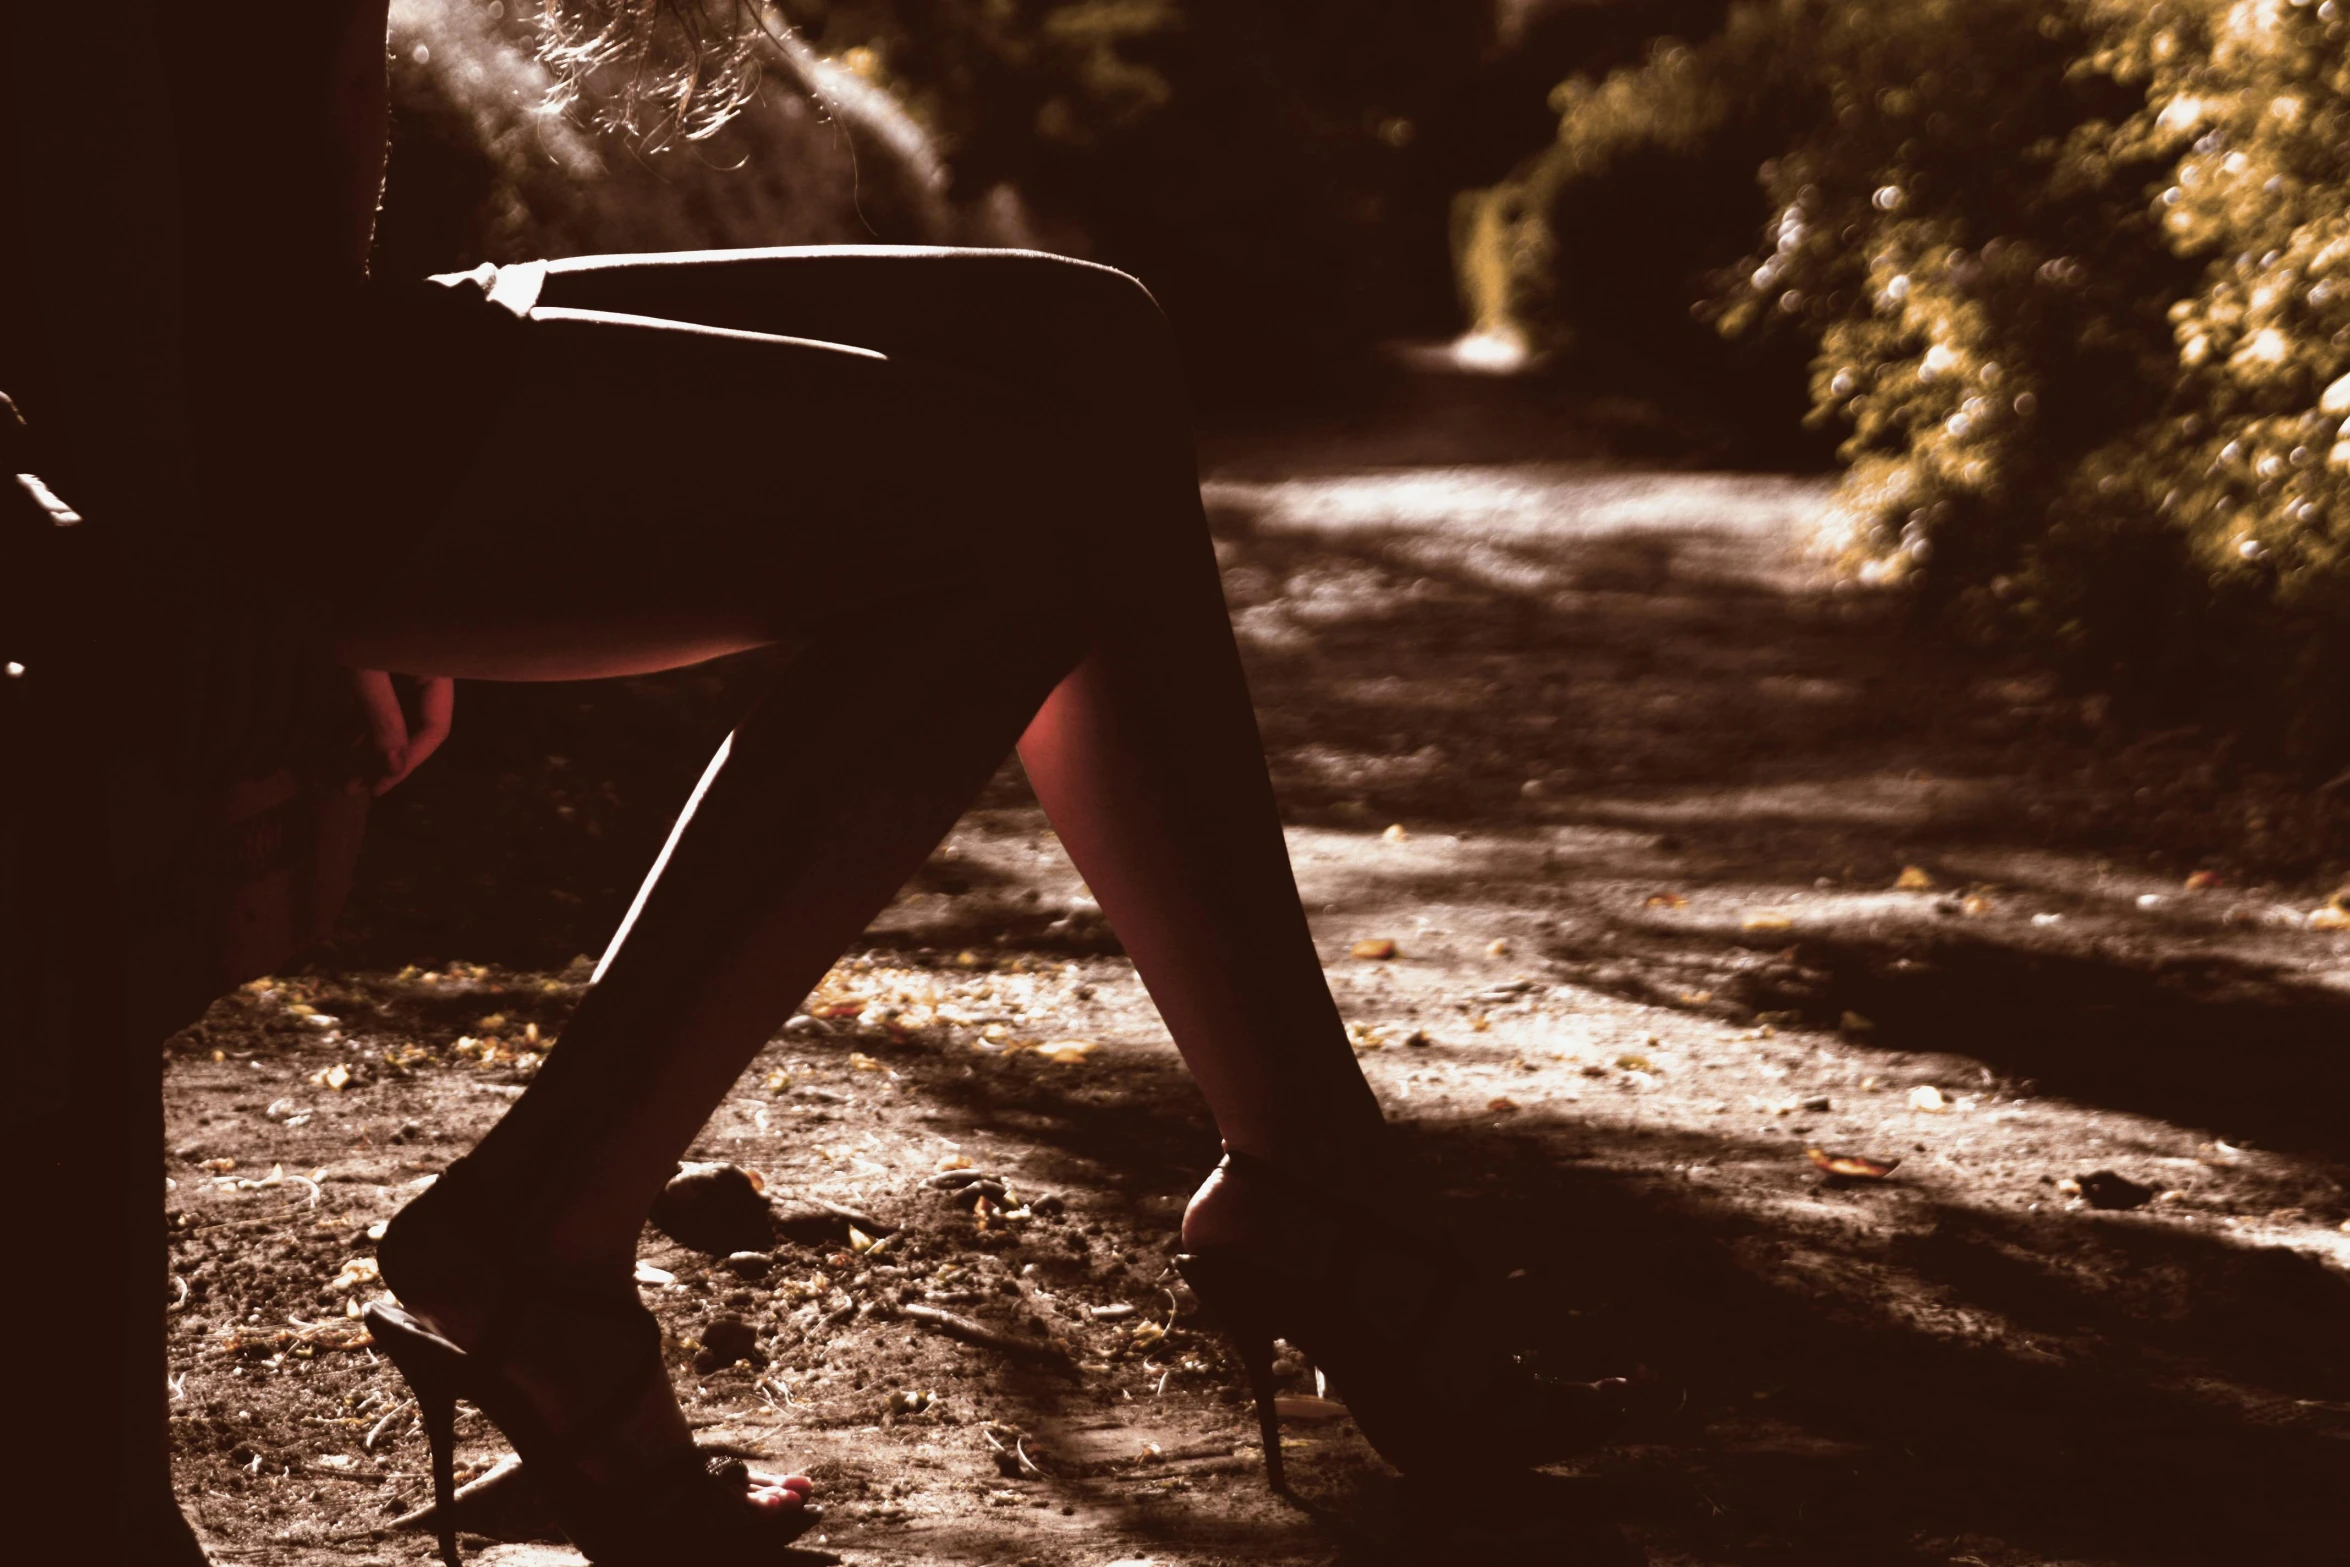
318 425 2350 1565
891 1037 2350 1567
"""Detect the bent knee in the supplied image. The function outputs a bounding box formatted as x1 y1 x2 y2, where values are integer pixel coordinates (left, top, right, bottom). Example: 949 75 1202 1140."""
984 253 1185 404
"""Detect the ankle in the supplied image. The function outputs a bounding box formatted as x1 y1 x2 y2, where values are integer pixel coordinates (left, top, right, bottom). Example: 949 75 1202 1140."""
1180 1133 1408 1254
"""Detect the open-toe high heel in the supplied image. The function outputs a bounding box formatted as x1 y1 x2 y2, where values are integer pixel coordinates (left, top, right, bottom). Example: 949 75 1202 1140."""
369 1160 819 1566
1176 1149 1630 1491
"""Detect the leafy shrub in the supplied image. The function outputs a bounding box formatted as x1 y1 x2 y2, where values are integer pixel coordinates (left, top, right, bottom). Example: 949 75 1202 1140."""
1467 0 2350 761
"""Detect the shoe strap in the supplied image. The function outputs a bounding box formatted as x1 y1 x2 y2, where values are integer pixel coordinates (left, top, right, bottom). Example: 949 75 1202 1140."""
1216 1148 1463 1268
472 1263 667 1465
1217 1149 1522 1408
403 1158 671 1465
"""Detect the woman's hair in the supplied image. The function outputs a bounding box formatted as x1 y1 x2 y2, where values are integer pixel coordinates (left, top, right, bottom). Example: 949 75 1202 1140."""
537 0 776 147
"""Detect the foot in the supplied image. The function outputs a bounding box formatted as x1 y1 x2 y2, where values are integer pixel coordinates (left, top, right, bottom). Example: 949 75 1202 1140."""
378 1183 813 1520
1177 1147 1632 1479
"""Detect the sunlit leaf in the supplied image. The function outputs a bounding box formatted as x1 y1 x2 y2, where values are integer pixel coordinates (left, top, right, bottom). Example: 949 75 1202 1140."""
1806 1147 1900 1179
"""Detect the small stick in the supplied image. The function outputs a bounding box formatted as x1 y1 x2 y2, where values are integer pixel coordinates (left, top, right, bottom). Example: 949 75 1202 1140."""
897 1304 1075 1372
363 1399 413 1451
807 1196 891 1233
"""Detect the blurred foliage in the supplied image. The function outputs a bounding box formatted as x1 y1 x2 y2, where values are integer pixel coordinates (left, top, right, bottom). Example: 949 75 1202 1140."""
1466 0 2350 763
765 0 1498 395
384 0 1753 401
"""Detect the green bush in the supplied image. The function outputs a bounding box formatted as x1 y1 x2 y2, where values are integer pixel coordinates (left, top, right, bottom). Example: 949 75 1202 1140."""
1467 0 2350 761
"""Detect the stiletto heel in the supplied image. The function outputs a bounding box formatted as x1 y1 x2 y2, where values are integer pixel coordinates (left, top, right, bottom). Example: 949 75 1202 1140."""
422 1384 460 1567
1177 1150 1631 1489
1177 1253 1288 1492
368 1166 819 1564
366 1305 472 1567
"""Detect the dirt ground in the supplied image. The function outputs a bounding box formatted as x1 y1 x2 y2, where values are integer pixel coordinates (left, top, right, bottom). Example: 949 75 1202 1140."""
166 373 2350 1566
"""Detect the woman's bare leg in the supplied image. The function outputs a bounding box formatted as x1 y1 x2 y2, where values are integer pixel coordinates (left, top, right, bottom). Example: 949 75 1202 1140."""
340 259 1387 1467
342 302 1103 1488
528 249 1390 1194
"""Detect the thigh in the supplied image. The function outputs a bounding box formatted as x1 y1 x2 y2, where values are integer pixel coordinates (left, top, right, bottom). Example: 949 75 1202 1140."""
332 305 1088 682
531 246 1184 412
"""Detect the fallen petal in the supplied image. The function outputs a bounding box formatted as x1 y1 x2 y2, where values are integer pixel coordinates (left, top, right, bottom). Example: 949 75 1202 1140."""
1806 1147 1900 1180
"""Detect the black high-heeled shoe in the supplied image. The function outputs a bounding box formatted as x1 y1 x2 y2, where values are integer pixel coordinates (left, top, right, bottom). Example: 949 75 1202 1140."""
369 1165 819 1566
1175 1149 1630 1492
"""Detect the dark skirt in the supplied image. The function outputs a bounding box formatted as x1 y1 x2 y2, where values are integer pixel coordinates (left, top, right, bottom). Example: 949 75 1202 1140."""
2 264 540 1098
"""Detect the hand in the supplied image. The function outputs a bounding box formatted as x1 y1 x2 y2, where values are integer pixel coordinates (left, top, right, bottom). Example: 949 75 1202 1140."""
348 669 454 795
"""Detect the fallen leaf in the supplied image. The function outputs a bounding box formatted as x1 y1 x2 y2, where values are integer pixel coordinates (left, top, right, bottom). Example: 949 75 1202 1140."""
1895 866 1935 891
1351 938 1398 960
1806 1147 1900 1180
2309 905 2350 931
1487 1096 1521 1113
1741 911 1794 933
198 1158 236 1175
1615 1054 1654 1073
1907 1084 1949 1112
1034 1039 1098 1064
1486 937 1511 956
937 1153 973 1172
307 1063 352 1091
763 1069 791 1095
1677 989 1715 1007
2184 870 2224 891
848 1052 885 1072
323 1257 380 1295
1960 894 1993 917
1381 823 1409 843
812 1001 865 1020
1644 891 1689 909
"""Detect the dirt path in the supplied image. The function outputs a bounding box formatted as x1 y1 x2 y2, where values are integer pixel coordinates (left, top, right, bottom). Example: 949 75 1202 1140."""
167 401 2350 1566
